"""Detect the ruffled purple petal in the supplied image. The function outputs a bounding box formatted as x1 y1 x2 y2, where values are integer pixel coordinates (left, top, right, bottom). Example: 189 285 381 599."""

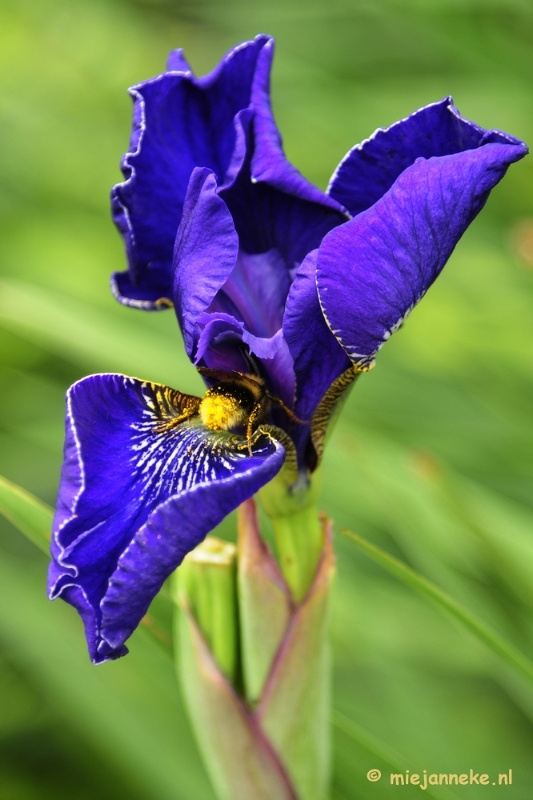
220 159 344 268
173 168 239 357
318 140 527 368
283 249 350 460
48 373 285 663
110 268 174 310
208 248 290 339
166 48 193 73
249 38 346 215
111 35 271 309
328 96 526 217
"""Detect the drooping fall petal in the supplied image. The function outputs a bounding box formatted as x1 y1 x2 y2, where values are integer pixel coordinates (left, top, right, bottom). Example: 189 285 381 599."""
49 374 285 662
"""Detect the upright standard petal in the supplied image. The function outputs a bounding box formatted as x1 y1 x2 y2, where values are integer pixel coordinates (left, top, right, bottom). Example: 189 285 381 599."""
318 140 527 368
219 156 344 269
328 97 526 217
111 35 272 309
249 37 346 215
48 374 285 662
173 168 296 360
172 164 340 407
173 168 240 357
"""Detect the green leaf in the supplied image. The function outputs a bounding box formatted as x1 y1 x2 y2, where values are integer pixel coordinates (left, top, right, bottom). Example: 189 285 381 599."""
341 528 533 685
332 709 408 773
0 473 52 553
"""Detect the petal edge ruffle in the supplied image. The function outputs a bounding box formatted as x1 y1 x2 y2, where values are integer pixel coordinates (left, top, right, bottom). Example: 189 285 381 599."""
49 373 285 662
111 35 273 309
328 97 526 218
318 141 527 367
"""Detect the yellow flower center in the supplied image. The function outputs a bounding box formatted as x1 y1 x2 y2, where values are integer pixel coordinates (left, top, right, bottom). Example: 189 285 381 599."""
199 389 248 431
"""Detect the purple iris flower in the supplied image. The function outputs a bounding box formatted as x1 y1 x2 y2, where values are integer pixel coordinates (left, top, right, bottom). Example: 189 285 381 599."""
49 35 527 663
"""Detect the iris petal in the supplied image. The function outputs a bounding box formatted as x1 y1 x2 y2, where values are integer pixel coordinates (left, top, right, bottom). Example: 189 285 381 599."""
173 168 239 358
283 249 350 463
210 249 290 340
172 165 342 382
111 35 271 309
318 140 527 367
250 38 346 214
165 48 193 74
195 313 295 409
220 161 344 267
48 373 285 662
327 96 526 217
173 168 341 407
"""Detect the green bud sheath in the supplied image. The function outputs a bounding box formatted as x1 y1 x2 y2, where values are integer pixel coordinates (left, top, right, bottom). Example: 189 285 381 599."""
177 602 298 800
256 515 334 800
174 500 334 800
238 498 292 704
178 537 239 684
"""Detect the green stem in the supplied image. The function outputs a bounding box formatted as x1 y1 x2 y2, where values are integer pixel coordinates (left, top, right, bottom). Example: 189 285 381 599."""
258 467 324 603
270 505 323 603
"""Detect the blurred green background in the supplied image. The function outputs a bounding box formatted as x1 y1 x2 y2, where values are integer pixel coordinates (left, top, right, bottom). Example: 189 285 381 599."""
1 0 533 797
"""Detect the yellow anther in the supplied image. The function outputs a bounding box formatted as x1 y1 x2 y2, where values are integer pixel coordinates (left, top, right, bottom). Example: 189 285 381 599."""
199 392 247 432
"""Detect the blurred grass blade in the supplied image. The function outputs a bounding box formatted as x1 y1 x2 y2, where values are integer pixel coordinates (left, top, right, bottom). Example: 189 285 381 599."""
0 473 52 552
332 710 407 773
0 279 200 392
341 528 533 685
332 711 459 800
